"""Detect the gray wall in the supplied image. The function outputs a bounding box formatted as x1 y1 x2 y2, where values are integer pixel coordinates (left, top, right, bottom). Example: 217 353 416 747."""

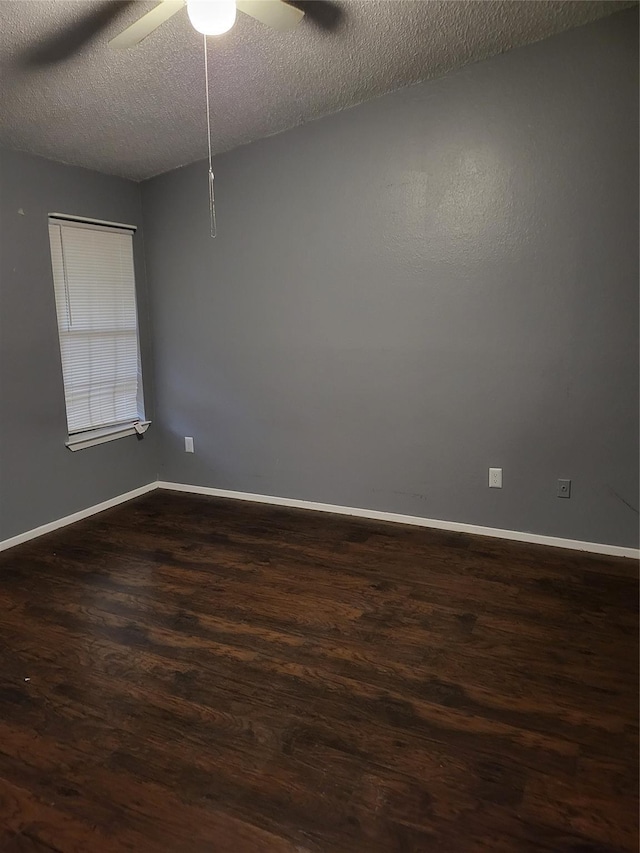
142 8 639 549
0 147 157 540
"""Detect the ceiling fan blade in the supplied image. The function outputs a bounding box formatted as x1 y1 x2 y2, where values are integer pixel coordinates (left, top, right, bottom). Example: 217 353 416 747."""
21 1 136 66
109 0 186 49
236 0 304 31
287 1 343 31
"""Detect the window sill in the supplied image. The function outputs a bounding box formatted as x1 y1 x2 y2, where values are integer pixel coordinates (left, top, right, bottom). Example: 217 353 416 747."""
66 421 151 452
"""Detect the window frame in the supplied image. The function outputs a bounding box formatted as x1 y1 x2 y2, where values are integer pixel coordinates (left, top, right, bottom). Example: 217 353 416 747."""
48 213 151 451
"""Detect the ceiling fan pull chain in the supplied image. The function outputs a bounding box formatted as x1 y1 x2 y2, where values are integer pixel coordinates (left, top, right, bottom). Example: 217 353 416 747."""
204 34 217 238
208 167 217 238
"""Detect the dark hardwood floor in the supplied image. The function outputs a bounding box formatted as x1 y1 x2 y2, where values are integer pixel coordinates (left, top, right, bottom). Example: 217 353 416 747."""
0 491 637 853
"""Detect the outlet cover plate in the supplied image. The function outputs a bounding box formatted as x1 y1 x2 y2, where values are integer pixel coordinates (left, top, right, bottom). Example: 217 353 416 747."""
489 468 503 488
557 478 571 498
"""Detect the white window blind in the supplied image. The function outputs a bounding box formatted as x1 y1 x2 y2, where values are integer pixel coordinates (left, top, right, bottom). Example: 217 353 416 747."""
48 216 145 437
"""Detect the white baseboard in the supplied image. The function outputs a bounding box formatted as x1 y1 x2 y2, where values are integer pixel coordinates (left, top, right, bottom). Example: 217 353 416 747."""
0 483 158 552
157 481 640 560
2 480 637 560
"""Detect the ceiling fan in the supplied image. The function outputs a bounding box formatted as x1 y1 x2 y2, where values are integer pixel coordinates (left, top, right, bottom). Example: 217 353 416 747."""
20 0 341 67
19 0 341 236
110 0 306 48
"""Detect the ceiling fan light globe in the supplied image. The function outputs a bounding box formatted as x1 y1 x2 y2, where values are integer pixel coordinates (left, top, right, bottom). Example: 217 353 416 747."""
187 0 237 35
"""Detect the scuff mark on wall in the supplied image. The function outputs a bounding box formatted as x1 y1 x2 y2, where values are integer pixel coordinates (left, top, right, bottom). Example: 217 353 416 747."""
607 486 639 515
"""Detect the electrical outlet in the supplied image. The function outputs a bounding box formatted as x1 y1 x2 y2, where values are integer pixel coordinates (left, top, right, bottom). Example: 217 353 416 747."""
489 468 503 488
557 478 571 498
184 436 194 453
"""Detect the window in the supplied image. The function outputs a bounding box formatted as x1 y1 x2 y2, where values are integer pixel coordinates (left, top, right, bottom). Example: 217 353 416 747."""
48 215 149 451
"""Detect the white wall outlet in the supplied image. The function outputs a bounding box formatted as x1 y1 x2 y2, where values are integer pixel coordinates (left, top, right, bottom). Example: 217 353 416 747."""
489 467 503 488
184 436 194 453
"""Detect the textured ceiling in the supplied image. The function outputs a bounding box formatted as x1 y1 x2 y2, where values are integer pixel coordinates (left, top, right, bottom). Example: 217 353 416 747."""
0 0 635 180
